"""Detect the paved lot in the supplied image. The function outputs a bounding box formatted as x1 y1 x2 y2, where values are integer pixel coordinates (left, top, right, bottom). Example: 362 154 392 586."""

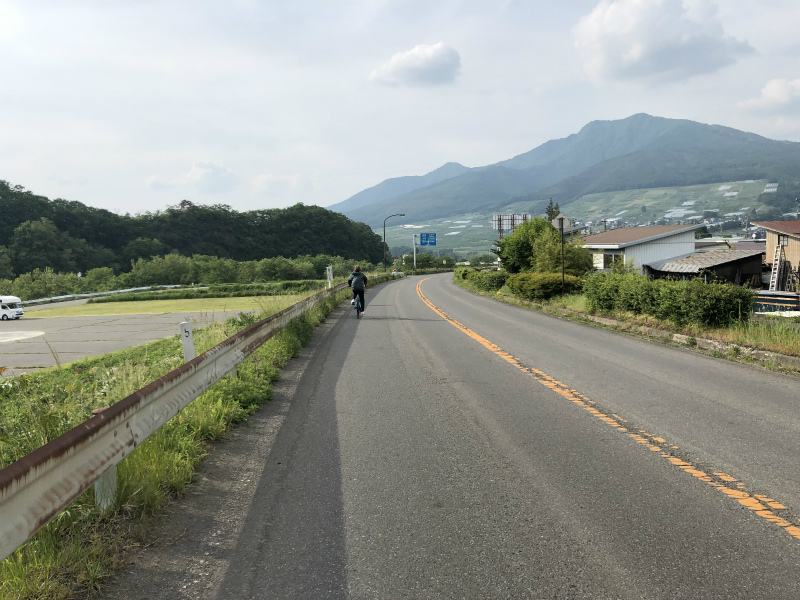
0 306 249 378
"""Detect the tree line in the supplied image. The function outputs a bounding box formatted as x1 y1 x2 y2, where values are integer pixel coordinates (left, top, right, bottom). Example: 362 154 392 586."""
0 181 385 280
2 254 383 301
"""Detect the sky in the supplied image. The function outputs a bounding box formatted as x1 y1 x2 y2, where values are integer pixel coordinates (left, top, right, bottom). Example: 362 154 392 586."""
1 0 799 217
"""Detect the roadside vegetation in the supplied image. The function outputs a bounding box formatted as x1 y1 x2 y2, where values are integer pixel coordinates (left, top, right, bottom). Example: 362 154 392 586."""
0 286 354 599
455 271 800 360
457 216 800 361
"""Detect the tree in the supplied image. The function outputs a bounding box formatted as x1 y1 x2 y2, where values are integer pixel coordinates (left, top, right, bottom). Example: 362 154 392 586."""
531 229 594 276
84 267 119 291
402 253 437 269
0 246 14 279
9 218 77 274
545 198 560 221
496 217 592 276
470 253 496 266
121 238 169 265
494 217 553 273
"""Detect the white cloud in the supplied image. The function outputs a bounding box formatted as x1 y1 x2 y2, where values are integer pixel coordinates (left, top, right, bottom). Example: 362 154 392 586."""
185 161 240 194
146 161 240 194
145 175 174 191
370 42 461 86
573 0 754 83
739 79 800 113
253 173 314 197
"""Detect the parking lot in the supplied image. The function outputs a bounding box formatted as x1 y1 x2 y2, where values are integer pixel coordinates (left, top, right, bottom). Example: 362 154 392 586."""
0 304 246 378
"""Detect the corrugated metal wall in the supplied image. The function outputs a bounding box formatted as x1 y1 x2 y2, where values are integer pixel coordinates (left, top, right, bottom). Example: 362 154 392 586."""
625 231 697 270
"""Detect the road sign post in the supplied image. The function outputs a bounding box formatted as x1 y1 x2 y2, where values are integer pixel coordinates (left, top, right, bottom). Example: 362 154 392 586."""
420 233 436 246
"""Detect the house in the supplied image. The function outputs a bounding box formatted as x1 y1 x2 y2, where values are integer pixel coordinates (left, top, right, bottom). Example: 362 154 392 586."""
643 249 764 286
750 221 800 292
582 224 705 273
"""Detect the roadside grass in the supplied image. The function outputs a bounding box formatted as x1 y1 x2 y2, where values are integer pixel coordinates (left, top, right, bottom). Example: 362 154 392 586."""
455 278 800 359
28 295 305 318
85 280 329 304
0 287 351 600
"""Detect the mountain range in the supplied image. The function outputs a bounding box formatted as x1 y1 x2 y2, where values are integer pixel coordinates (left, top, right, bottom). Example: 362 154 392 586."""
328 114 800 227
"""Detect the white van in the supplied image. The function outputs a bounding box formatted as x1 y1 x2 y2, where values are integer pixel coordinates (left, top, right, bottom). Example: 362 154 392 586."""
0 296 24 320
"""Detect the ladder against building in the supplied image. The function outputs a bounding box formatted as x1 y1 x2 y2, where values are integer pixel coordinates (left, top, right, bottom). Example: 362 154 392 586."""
769 244 786 291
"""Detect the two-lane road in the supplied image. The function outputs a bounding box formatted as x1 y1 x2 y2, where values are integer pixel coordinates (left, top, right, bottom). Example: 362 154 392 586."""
104 273 800 599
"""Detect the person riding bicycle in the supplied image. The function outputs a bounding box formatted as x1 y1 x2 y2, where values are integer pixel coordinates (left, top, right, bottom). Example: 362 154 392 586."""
348 265 368 316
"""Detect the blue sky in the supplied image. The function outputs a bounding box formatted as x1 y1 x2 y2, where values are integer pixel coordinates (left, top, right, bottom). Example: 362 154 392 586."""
1 0 799 215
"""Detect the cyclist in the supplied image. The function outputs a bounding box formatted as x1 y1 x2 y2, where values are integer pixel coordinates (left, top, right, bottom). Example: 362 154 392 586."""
348 265 368 316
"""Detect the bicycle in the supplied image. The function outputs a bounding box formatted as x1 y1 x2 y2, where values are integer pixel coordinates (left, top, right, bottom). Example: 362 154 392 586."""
354 293 362 319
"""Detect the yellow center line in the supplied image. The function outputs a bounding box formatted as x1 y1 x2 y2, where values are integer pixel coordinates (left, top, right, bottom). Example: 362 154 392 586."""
416 278 800 541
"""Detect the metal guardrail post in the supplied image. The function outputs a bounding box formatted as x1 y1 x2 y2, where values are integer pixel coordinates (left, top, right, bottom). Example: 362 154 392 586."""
90 407 116 512
180 321 196 362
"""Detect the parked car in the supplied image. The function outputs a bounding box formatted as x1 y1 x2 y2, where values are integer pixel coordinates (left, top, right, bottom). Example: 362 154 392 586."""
0 296 24 320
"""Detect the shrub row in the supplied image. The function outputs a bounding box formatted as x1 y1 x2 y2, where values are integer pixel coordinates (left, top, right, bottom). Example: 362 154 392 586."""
454 267 509 292
505 272 584 301
0 254 382 301
584 273 757 327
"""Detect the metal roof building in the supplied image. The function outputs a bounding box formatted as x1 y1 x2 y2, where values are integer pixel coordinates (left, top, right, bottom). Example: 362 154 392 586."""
582 224 705 273
643 249 764 286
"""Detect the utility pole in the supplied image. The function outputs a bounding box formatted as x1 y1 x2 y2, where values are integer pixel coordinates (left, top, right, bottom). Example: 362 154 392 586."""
558 216 565 297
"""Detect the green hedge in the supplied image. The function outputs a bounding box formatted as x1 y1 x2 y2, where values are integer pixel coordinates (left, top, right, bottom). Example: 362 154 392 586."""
584 273 757 327
506 272 584 301
454 267 509 292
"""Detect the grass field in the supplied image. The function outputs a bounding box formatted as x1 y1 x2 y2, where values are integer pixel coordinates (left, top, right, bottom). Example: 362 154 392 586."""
29 296 306 318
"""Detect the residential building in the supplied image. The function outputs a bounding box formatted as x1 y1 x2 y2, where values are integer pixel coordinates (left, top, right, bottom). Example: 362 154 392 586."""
582 224 705 273
751 221 800 292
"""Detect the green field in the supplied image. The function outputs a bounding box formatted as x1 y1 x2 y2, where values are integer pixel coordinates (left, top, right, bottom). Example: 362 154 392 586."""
380 179 774 257
554 179 771 227
30 296 305 318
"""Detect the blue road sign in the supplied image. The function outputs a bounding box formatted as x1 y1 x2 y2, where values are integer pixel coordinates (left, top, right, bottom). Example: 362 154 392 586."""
420 233 436 246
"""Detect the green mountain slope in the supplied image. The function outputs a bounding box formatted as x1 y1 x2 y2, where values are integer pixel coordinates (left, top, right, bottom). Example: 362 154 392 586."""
496 112 682 171
346 166 545 227
327 162 471 213
337 114 800 227
509 121 800 216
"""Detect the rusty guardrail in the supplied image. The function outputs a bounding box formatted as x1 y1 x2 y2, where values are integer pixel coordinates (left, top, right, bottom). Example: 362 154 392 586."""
0 281 354 562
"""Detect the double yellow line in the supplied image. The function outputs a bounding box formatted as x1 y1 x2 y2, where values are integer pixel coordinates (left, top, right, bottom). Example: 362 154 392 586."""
416 278 800 541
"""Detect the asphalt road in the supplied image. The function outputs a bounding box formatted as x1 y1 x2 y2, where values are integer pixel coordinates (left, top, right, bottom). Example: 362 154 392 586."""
101 274 800 599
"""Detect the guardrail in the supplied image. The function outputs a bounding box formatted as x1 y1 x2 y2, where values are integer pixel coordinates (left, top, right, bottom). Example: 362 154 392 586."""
0 281 357 562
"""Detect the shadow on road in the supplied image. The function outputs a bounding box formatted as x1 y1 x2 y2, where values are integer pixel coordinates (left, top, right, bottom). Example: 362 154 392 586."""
213 307 357 599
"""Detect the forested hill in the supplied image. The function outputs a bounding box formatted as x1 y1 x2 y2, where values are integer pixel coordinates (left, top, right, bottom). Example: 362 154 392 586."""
0 181 383 278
